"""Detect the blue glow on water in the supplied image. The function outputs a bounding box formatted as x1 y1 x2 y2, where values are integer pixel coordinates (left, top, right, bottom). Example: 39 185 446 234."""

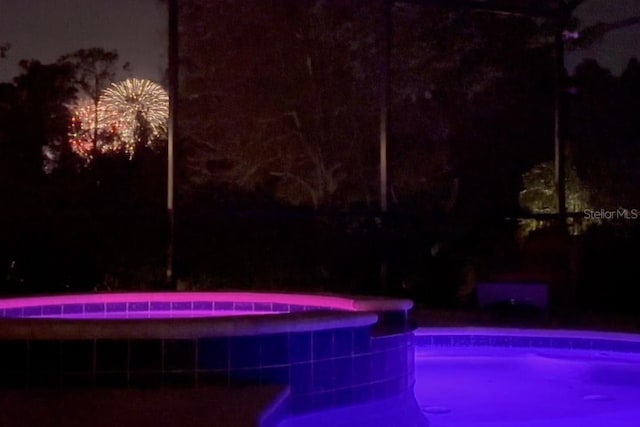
413 330 640 427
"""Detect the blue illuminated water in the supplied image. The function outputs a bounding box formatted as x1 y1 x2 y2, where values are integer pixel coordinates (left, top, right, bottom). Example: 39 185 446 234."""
414 343 640 426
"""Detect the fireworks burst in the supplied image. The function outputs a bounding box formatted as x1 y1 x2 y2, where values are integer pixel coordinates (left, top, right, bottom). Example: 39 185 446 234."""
101 78 169 156
68 99 126 161
69 99 97 160
68 78 168 160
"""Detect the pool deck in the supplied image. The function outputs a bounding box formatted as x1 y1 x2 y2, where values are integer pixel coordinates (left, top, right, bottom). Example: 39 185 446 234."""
0 385 286 427
411 307 640 334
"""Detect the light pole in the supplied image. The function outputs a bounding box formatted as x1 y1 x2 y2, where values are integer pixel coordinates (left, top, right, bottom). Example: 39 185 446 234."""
166 0 178 288
379 0 392 214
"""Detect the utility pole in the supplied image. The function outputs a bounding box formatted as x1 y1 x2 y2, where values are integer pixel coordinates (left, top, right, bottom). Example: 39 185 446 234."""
554 24 567 224
379 0 392 214
554 1 586 226
166 0 178 288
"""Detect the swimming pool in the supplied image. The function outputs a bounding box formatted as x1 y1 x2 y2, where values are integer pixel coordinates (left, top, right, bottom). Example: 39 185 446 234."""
413 327 640 427
6 294 635 426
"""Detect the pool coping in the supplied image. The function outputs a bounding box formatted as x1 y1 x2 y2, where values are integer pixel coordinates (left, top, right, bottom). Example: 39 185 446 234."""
0 291 412 339
0 310 379 340
0 291 413 312
416 326 640 342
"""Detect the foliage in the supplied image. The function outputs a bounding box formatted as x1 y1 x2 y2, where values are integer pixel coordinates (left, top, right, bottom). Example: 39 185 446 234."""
178 0 553 212
4 61 78 179
179 0 382 209
0 42 9 59
57 48 130 103
520 160 591 213
518 159 592 236
568 58 640 208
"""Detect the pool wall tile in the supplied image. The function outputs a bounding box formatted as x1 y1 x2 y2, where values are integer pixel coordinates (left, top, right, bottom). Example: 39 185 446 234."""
352 354 372 385
197 337 229 370
29 372 61 388
106 302 126 313
289 333 312 363
164 339 195 371
333 358 353 388
233 302 253 312
452 335 471 347
95 373 128 388
0 373 27 388
193 301 213 311
289 363 313 394
260 334 289 367
61 341 94 373
96 340 128 372
42 305 62 315
150 301 171 311
130 372 163 388
214 301 233 311
130 340 162 371
517 336 541 347
5 307 24 317
492 336 513 347
29 341 61 373
128 302 149 312
164 371 195 387
229 368 261 386
260 366 289 384
254 302 272 312
198 370 229 386
432 335 451 346
511 336 527 347
0 341 28 373
312 359 334 391
272 303 289 312
171 301 192 311
229 337 260 369
312 330 333 360
62 304 84 315
417 334 640 358
85 303 105 313
353 327 371 353
333 329 353 358
61 373 95 387
23 306 43 317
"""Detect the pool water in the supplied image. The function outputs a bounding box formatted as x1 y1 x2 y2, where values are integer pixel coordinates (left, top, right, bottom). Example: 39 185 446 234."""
414 346 640 427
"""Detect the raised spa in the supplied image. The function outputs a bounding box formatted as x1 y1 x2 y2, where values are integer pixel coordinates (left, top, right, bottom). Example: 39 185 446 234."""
0 291 417 427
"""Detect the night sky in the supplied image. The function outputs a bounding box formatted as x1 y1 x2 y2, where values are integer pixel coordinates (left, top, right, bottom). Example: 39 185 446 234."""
0 0 167 83
1 0 639 83
566 0 640 73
